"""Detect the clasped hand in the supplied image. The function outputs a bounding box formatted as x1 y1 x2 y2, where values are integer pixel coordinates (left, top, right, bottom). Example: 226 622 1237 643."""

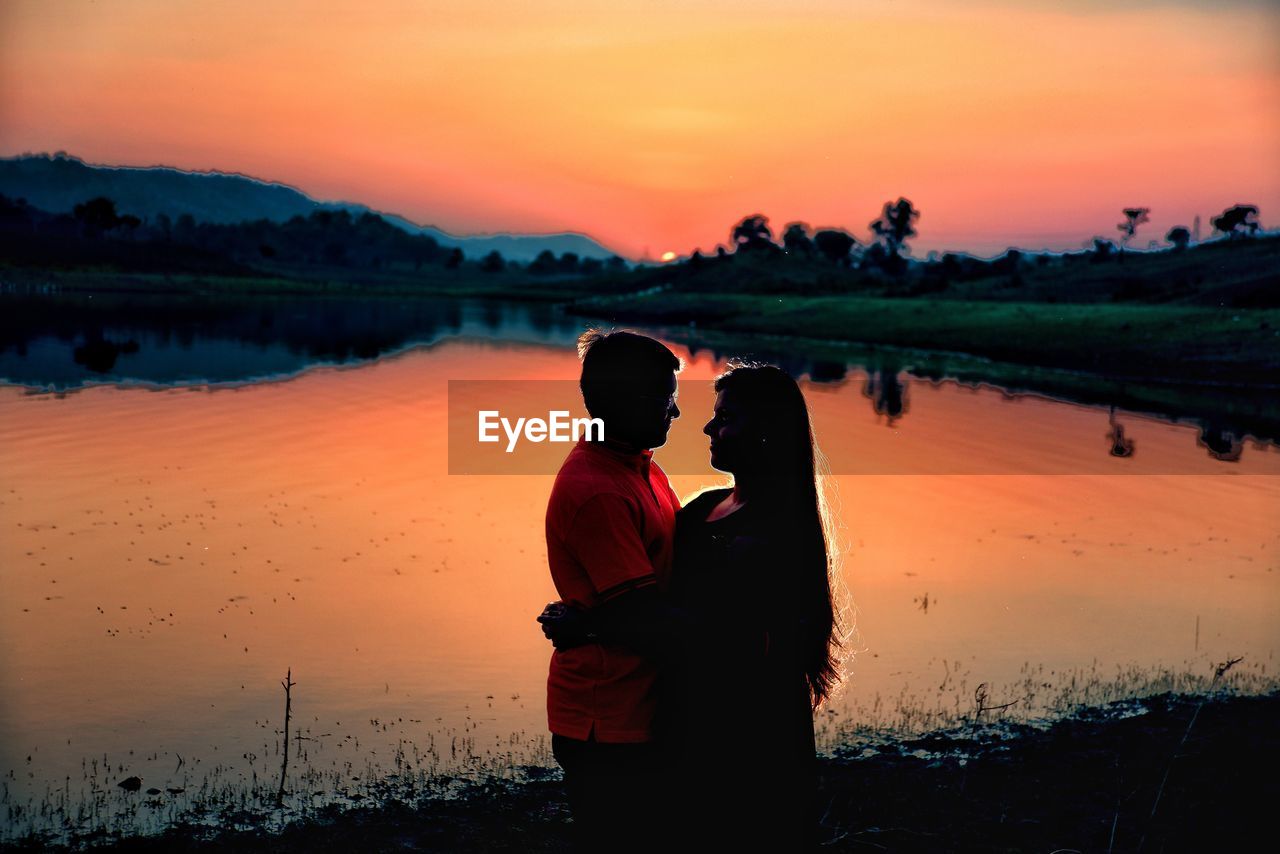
537 601 596 650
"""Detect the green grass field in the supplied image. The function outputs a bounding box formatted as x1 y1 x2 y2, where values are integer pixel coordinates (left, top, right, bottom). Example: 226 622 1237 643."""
571 291 1280 383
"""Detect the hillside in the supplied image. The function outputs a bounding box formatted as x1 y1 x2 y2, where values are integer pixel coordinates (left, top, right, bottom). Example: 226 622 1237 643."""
0 153 615 262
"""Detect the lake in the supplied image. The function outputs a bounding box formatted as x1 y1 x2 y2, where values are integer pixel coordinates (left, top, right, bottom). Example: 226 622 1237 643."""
1 295 1277 841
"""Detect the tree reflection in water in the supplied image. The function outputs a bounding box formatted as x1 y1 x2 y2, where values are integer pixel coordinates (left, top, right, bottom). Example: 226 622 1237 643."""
863 364 908 424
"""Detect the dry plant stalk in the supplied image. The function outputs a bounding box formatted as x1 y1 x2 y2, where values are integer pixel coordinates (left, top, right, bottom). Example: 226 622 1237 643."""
277 668 295 808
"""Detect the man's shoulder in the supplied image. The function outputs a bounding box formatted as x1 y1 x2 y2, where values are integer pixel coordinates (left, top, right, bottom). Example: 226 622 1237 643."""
647 456 676 485
548 447 634 515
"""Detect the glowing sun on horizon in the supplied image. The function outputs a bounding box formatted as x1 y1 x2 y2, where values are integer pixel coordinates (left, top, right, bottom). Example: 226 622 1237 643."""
660 251 677 262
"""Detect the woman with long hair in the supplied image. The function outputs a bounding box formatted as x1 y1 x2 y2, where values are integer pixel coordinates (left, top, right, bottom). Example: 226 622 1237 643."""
661 362 841 848
541 361 845 847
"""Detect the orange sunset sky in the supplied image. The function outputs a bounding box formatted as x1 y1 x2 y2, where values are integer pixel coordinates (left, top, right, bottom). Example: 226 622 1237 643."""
2 0 1277 259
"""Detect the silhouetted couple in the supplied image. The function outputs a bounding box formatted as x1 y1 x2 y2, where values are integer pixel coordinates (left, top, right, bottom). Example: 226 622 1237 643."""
538 330 841 852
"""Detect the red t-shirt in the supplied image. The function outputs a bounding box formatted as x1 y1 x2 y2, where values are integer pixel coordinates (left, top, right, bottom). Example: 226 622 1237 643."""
545 438 681 743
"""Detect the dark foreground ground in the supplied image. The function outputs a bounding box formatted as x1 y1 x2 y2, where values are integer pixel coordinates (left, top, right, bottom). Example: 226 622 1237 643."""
9 692 1278 853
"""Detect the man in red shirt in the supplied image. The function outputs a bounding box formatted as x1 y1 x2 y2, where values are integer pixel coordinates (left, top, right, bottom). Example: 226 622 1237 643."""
543 329 682 851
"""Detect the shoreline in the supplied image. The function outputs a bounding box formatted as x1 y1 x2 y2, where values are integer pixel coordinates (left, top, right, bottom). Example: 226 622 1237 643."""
8 691 1276 852
566 292 1280 387
593 321 1280 450
5 273 1279 444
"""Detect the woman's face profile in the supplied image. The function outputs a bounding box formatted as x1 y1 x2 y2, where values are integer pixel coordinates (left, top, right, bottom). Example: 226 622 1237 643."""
703 389 755 473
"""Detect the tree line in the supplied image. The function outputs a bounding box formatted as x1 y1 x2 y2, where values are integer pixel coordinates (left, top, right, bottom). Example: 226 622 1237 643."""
0 191 1263 280
0 194 627 277
705 199 1264 273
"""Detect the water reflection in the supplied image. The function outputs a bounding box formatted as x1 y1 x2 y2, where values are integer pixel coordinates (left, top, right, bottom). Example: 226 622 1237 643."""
1 290 581 388
1108 407 1135 458
0 333 1277 841
808 360 847 383
862 364 909 423
73 334 140 373
1198 423 1244 462
3 289 1277 462
673 331 1277 463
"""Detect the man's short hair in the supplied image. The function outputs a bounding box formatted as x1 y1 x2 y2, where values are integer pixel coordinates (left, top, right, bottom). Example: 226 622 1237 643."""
577 329 681 416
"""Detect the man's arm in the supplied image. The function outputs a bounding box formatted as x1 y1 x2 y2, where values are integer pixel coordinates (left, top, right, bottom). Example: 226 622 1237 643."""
538 588 693 658
586 585 692 658
544 488 693 654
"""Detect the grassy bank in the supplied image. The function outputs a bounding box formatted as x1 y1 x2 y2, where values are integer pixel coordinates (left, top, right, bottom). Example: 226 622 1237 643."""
8 691 1274 853
570 292 1280 385
5 660 1277 852
596 232 1279 307
565 236 1280 392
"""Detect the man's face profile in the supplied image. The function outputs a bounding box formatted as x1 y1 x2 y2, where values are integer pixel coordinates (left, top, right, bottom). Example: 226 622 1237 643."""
605 370 679 450
577 330 682 451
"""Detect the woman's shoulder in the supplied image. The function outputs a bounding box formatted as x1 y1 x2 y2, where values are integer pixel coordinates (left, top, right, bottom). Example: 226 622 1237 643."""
679 486 733 516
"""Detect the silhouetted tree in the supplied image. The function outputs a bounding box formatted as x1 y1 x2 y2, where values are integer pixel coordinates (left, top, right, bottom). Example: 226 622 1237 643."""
869 198 919 261
861 242 889 271
0 194 34 233
323 240 347 265
445 247 464 269
607 255 629 272
481 250 505 272
782 222 814 258
813 229 857 266
1166 226 1191 252
580 257 603 275
1117 207 1150 248
1211 204 1260 239
531 249 558 274
1091 238 1116 263
557 252 580 274
994 249 1023 286
940 253 965 281
113 214 142 242
174 214 197 242
731 214 775 252
72 197 122 236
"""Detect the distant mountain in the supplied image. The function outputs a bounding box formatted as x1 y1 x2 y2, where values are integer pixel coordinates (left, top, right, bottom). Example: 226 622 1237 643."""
0 152 617 262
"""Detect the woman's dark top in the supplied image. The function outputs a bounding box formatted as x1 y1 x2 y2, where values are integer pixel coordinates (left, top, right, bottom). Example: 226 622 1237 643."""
659 487 818 846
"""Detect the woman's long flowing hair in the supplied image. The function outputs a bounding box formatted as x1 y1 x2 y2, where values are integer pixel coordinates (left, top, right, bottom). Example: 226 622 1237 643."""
714 363 846 708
